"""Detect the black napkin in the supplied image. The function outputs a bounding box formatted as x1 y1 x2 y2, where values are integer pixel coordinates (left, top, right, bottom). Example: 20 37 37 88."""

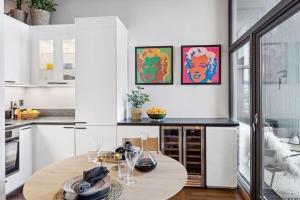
83 166 110 187
73 166 110 194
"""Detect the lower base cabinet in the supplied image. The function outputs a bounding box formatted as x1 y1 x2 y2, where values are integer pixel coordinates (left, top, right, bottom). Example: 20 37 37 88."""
206 127 238 188
6 126 32 195
75 126 117 155
19 126 32 184
33 125 75 172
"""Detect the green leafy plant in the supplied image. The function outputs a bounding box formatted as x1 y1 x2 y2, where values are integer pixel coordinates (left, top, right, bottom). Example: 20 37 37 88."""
16 0 24 10
127 86 150 108
27 0 58 12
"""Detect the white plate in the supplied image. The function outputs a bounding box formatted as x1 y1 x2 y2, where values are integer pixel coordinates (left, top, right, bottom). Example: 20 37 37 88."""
63 175 111 196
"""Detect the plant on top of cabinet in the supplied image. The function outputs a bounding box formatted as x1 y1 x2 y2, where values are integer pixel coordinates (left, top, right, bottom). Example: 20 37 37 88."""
127 86 150 120
27 0 58 25
9 0 28 23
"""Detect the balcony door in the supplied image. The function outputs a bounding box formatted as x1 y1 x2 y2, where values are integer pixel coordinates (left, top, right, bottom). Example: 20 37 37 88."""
232 42 251 191
258 8 300 199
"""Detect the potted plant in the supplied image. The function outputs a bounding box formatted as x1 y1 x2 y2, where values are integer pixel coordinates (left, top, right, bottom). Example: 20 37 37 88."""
10 0 28 23
27 0 58 25
127 86 150 120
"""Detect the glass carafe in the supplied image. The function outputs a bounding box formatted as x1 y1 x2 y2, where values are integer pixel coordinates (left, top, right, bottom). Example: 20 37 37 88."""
135 135 157 172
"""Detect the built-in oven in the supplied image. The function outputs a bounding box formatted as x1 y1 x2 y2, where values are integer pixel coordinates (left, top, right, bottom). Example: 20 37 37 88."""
5 128 20 177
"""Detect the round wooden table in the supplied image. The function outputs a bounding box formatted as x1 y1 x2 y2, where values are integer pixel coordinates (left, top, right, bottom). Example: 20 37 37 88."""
23 153 187 200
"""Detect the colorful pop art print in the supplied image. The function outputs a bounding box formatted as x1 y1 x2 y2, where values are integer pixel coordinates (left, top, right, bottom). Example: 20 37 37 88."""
181 45 221 85
135 46 173 85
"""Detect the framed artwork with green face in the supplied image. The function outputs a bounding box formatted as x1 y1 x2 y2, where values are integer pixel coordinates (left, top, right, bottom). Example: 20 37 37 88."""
135 46 173 85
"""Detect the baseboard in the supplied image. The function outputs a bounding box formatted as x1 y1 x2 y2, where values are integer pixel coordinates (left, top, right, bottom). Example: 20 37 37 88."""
238 184 250 200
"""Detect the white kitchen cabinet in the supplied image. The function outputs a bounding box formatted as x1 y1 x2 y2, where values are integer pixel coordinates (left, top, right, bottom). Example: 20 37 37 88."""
117 126 160 146
75 126 117 155
6 126 32 195
5 171 22 195
30 24 75 86
75 17 128 126
206 127 238 188
4 15 30 85
32 125 75 172
19 126 32 184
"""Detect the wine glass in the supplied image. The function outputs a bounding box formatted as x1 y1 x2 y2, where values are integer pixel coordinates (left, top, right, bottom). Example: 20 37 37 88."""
87 136 103 165
125 147 141 185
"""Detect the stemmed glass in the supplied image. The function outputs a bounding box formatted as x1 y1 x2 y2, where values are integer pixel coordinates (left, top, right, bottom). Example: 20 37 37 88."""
87 136 103 165
125 147 141 185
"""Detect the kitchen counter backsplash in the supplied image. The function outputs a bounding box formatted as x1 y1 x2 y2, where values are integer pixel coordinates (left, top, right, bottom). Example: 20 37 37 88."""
38 109 75 117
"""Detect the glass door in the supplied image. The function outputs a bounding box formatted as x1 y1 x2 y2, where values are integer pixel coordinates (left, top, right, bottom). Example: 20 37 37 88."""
232 42 251 191
183 126 205 187
160 126 182 163
260 10 300 199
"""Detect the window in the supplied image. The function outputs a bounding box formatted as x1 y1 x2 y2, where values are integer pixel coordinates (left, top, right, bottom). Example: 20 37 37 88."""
261 10 300 199
232 0 280 42
233 42 251 189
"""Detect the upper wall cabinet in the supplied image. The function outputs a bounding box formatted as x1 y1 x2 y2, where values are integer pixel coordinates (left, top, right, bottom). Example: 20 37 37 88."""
30 24 75 86
75 17 128 125
4 15 30 85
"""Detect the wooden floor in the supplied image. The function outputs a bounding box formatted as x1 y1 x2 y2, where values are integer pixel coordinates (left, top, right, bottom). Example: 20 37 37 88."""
7 186 243 200
171 187 243 200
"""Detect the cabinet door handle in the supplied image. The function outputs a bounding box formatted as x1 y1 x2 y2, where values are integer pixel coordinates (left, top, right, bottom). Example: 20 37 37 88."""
5 80 15 83
63 126 74 129
20 127 31 131
47 82 67 85
75 127 87 130
76 122 87 124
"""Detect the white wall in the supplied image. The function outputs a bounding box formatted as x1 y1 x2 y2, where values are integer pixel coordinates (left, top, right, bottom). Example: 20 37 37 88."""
4 87 26 109
5 87 75 110
52 0 229 118
0 0 6 198
25 87 75 109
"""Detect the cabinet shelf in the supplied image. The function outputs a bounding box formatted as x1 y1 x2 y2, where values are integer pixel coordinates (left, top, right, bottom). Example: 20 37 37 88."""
164 148 179 151
186 161 201 165
186 149 201 152
187 155 201 158
186 142 201 145
167 154 179 157
164 142 179 145
186 136 201 139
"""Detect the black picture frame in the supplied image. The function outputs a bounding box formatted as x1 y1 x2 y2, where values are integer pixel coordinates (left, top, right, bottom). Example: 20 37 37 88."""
135 46 173 85
181 45 222 85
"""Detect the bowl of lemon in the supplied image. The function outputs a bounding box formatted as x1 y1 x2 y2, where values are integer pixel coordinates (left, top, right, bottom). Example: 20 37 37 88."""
147 107 167 121
21 108 40 119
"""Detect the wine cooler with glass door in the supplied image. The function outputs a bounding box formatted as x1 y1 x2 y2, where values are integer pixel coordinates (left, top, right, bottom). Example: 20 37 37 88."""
160 126 205 187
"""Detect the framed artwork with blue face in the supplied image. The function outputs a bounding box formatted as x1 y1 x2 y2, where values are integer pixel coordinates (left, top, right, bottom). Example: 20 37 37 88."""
135 46 173 85
181 45 221 85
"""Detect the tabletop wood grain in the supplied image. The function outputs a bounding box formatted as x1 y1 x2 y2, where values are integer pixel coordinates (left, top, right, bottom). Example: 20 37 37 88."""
23 153 187 200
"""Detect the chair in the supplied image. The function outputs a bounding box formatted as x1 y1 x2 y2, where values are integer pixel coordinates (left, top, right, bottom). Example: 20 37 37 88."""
264 123 300 188
122 137 159 153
